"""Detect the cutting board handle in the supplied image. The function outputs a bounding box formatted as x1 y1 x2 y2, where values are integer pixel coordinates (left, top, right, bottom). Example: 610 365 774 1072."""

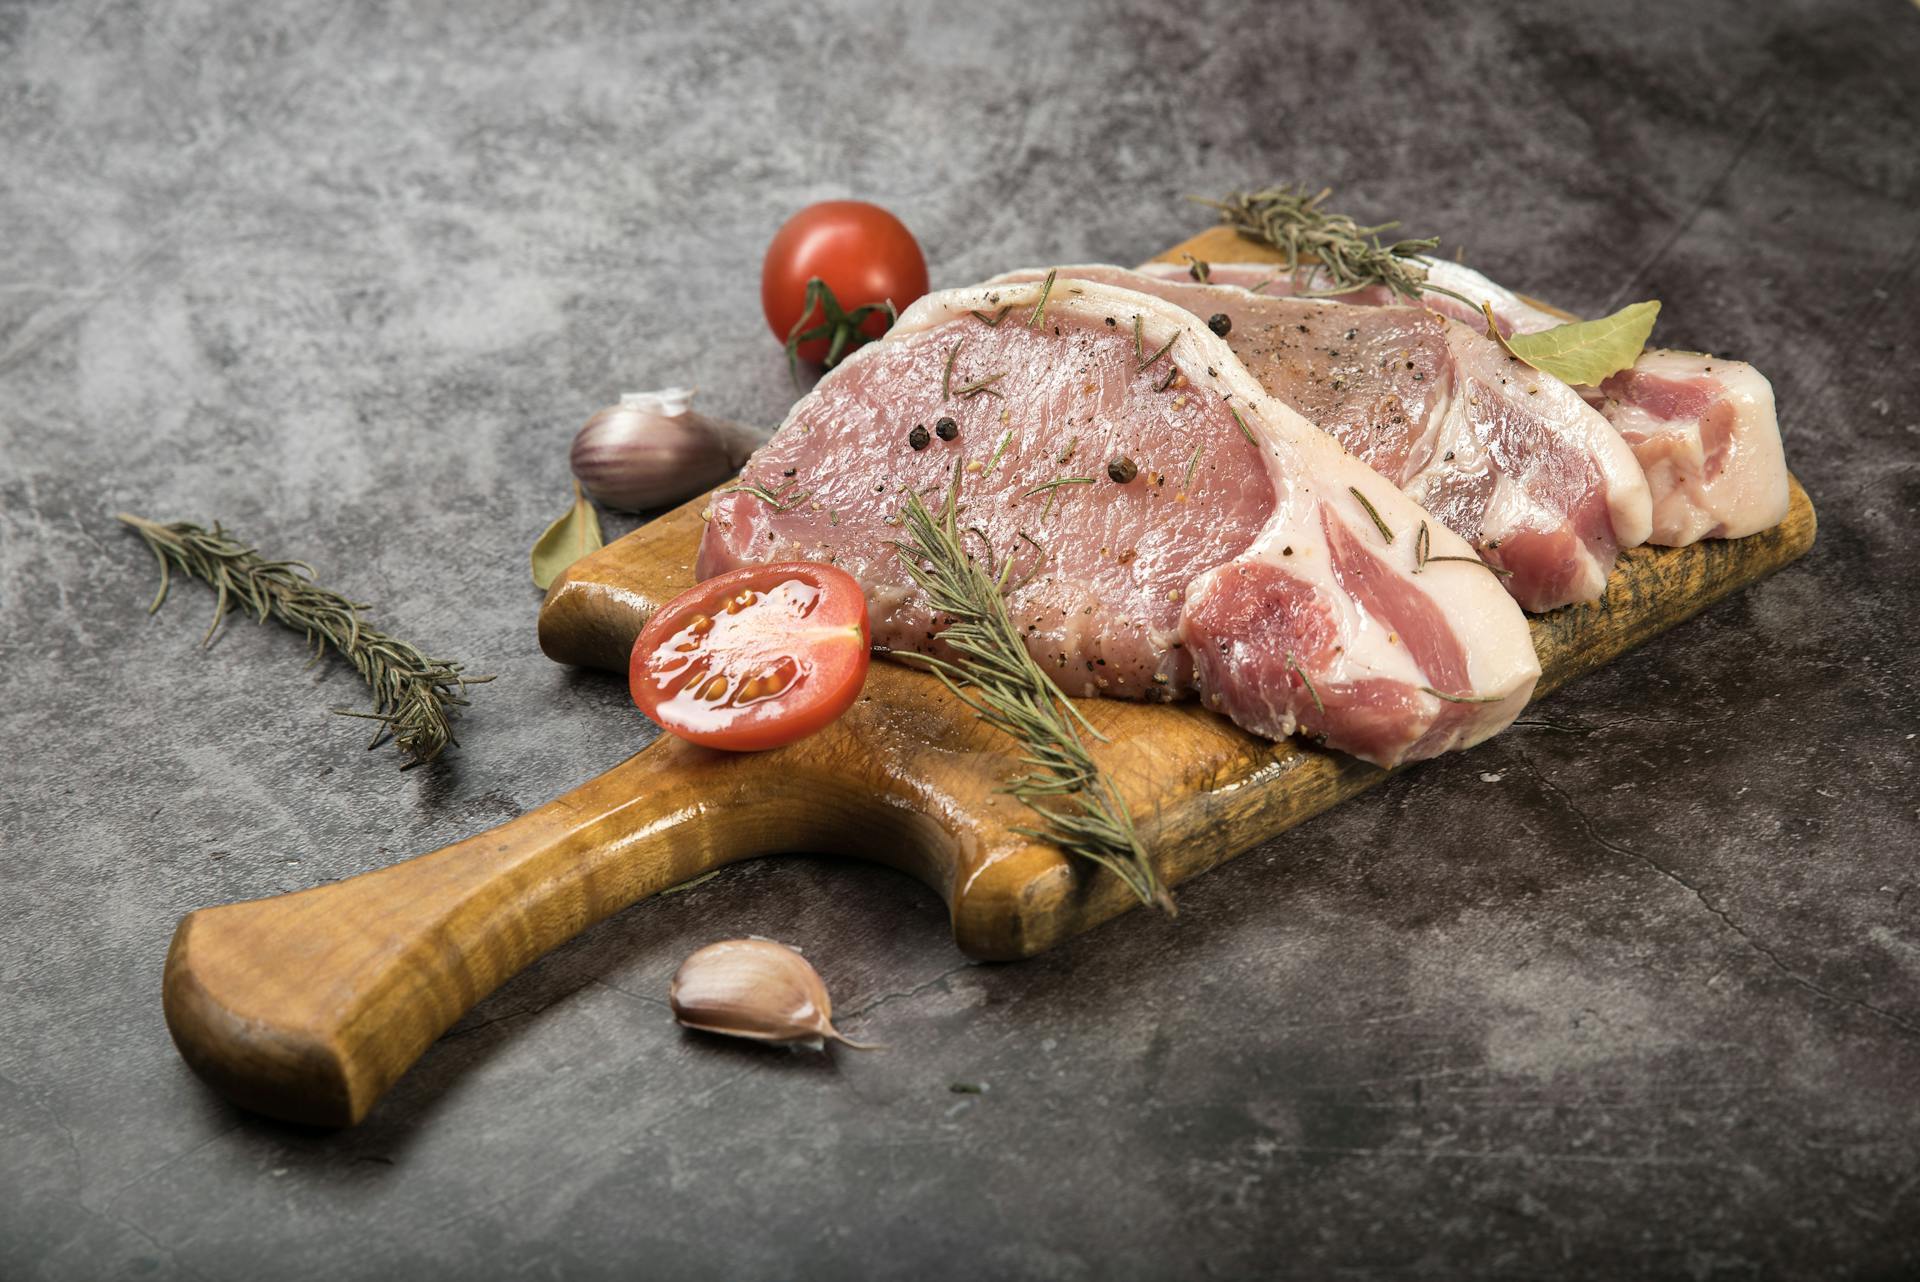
162 735 842 1127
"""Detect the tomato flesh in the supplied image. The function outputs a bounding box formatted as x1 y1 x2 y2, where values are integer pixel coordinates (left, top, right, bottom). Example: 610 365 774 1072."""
762 201 928 364
630 562 870 751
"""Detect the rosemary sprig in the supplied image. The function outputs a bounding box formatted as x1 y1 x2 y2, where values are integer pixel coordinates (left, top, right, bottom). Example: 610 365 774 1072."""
1196 184 1476 308
1414 521 1431 570
970 306 1012 327
118 514 492 767
1183 443 1203 491
888 486 1170 911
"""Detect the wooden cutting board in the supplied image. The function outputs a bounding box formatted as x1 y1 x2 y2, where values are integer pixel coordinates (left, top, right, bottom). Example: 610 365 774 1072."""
161 228 1818 1127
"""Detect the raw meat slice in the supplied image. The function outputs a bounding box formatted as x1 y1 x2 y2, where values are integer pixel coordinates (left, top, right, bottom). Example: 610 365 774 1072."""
997 265 1651 612
1584 350 1786 543
697 277 1539 767
1147 258 1790 545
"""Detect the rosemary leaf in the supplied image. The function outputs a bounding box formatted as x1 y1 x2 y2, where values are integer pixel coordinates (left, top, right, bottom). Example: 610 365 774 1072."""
1287 655 1325 717
1020 476 1096 499
118 514 493 767
954 370 1008 399
1347 485 1394 543
1420 685 1507 705
719 480 808 512
1230 405 1257 446
986 428 1014 472
1424 554 1513 578
1025 268 1058 329
1139 330 1178 373
889 488 1170 911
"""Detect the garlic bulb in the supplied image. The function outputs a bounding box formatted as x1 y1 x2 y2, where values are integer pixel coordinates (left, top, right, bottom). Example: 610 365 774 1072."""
569 389 762 512
668 938 878 1051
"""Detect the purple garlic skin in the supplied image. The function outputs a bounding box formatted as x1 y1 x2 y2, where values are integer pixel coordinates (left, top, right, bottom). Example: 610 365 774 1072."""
569 388 762 512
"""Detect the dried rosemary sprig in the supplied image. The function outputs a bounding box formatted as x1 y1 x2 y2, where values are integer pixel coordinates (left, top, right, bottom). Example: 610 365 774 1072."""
118 514 492 767
1196 183 1475 308
888 482 1171 912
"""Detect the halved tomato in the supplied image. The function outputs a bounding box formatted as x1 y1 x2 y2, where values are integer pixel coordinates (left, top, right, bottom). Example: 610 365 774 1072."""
629 562 870 751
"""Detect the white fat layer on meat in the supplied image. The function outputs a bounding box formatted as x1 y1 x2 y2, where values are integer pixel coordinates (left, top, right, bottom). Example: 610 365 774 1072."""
1413 258 1566 335
1600 350 1788 545
898 278 1540 745
1141 256 1566 336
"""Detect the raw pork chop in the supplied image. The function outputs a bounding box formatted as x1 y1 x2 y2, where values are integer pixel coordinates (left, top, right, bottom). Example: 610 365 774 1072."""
1146 258 1790 545
697 277 1539 768
1578 351 1785 544
998 266 1650 612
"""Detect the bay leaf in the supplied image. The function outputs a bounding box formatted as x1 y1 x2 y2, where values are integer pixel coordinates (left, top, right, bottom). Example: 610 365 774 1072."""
1489 299 1662 387
530 482 604 590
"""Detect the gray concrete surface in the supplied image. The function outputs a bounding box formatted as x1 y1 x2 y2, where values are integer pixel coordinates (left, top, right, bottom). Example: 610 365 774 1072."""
3 0 1917 1277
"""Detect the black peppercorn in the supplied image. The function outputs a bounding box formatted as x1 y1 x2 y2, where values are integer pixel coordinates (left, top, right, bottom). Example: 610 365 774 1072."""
1207 313 1232 337
935 417 958 441
908 424 930 450
1107 456 1138 484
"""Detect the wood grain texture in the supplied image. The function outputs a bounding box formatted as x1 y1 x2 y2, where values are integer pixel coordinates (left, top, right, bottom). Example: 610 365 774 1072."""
162 229 1817 1127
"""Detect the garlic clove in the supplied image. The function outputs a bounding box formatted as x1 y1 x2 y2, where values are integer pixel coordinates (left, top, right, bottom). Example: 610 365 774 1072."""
569 388 764 513
668 938 880 1051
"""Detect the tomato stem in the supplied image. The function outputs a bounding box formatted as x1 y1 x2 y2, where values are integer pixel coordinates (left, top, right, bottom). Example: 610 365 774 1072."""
784 277 898 389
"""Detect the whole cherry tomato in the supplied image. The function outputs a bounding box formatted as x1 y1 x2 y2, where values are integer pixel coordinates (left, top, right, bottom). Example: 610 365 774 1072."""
762 201 928 367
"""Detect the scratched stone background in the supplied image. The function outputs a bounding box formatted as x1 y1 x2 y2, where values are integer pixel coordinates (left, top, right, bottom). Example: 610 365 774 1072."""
2 0 1917 1277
